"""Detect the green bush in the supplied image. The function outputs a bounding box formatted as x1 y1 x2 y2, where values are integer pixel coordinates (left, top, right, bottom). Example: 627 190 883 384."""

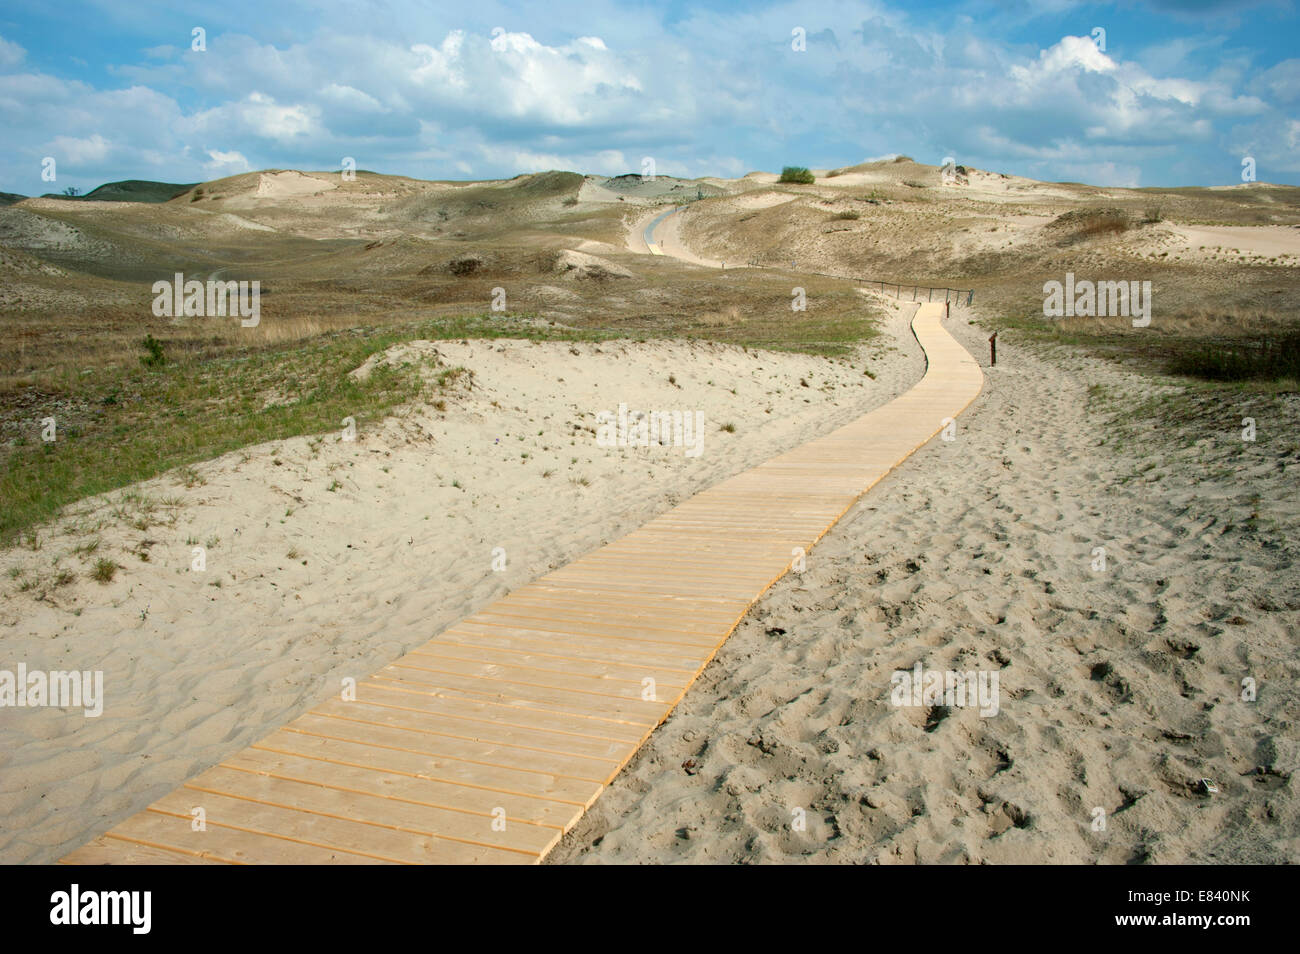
140 334 166 369
779 166 815 184
1167 333 1300 382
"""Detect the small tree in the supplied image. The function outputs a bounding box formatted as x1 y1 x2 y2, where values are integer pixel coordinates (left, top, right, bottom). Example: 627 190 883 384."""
779 166 815 184
61 186 81 197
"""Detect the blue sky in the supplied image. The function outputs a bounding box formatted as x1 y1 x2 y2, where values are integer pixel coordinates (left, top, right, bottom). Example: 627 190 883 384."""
1 0 1297 195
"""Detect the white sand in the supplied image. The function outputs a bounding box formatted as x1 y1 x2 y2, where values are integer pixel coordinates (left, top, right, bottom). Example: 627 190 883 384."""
255 171 337 198
1168 224 1300 262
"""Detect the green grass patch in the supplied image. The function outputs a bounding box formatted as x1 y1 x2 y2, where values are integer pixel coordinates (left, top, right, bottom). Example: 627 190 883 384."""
1167 332 1300 382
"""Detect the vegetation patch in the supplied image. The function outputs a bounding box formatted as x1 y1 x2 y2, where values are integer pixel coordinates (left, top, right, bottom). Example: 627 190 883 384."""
1167 332 1300 383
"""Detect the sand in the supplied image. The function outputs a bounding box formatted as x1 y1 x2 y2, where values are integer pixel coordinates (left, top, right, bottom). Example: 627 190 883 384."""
255 171 338 198
548 303 1300 864
1166 224 1300 263
0 335 906 864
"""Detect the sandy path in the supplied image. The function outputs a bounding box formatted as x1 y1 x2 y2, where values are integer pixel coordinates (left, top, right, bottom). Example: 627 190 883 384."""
549 306 1300 864
651 207 728 268
626 205 734 268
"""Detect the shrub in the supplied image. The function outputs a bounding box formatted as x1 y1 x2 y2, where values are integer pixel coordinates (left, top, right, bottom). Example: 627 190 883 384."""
834 210 860 220
779 166 815 184
140 334 166 369
1048 208 1130 243
447 256 483 276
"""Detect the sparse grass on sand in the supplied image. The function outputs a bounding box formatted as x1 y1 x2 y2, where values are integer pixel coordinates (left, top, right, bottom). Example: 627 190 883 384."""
985 301 1299 392
0 317 486 545
1 300 881 545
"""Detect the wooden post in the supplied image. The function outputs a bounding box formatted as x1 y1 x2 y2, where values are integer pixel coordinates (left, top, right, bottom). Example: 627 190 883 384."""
989 331 997 366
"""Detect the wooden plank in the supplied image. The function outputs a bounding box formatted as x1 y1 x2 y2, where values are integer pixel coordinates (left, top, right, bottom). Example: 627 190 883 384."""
250 729 609 803
400 648 690 696
355 679 648 743
187 765 560 855
311 695 635 764
152 789 532 864
94 810 393 865
364 669 667 725
437 627 707 672
288 710 616 781
228 737 610 817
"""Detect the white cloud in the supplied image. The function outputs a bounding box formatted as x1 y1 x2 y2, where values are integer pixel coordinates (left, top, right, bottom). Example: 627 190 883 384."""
205 148 250 172
411 29 645 127
48 133 111 163
1258 58 1300 103
186 92 321 143
321 83 385 113
0 34 24 70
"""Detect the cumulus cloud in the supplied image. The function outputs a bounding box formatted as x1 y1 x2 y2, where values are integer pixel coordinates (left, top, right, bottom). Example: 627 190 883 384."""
410 29 645 126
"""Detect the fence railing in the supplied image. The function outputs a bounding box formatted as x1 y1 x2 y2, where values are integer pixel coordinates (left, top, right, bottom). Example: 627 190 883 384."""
860 280 975 305
742 260 974 305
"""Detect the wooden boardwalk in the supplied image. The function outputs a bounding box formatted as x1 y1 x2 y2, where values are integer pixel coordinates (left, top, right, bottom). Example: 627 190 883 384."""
63 303 982 865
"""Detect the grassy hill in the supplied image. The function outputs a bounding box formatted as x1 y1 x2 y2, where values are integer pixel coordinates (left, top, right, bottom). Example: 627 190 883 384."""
43 179 199 203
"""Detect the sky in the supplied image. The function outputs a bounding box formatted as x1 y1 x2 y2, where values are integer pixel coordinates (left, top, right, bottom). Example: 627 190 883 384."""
1 0 1297 195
